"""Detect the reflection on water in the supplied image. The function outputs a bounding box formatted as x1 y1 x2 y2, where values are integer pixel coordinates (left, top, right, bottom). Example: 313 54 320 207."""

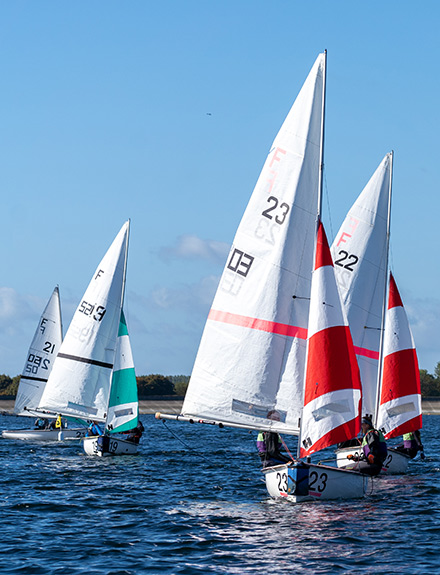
0 413 439 573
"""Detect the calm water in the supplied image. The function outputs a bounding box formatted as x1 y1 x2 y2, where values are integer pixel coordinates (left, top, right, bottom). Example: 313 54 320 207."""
1 412 439 574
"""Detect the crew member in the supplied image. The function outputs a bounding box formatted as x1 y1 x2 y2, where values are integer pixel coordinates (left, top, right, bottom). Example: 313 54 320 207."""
347 415 387 476
257 410 291 468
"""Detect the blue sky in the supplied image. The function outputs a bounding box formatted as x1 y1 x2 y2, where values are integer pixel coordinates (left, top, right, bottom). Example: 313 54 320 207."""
0 1 438 378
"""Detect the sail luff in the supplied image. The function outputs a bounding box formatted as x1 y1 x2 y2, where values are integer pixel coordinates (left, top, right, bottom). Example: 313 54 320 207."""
317 49 327 220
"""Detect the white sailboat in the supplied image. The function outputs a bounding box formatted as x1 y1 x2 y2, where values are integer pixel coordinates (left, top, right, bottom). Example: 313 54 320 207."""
38 220 132 450
157 52 371 502
331 155 420 473
83 310 141 456
2 287 88 441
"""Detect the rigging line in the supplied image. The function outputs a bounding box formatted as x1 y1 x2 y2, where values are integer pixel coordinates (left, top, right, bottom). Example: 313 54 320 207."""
279 435 296 463
161 419 216 465
324 170 335 242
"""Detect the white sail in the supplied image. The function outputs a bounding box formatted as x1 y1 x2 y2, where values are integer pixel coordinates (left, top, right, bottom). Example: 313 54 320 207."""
14 286 63 416
330 154 392 418
39 221 130 422
182 53 326 435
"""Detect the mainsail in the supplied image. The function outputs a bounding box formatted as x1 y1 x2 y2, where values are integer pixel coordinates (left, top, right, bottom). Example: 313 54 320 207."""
182 53 326 435
14 286 63 416
300 222 362 457
330 153 392 418
376 273 422 438
39 221 130 422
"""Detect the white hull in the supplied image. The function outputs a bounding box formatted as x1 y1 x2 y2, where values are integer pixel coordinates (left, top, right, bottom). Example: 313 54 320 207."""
336 446 410 474
83 435 138 456
1 427 87 441
263 462 371 502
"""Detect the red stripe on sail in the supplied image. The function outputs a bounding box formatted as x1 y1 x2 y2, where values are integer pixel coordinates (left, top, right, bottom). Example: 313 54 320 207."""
304 325 362 406
380 348 421 405
388 273 403 310
300 418 360 457
208 309 308 340
354 346 379 360
384 415 423 440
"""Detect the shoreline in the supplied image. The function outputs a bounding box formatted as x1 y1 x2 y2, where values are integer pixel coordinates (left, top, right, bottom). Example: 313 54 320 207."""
1 398 440 415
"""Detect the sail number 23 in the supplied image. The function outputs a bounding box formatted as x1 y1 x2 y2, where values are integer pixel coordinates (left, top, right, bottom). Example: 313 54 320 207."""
262 196 290 225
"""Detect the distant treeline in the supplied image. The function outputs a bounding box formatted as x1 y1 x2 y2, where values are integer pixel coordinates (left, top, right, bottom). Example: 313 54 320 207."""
1 363 440 398
0 374 190 398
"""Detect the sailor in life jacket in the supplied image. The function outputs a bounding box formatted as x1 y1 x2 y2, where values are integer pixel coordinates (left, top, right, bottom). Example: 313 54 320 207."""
256 410 291 468
86 421 103 437
347 415 387 476
395 430 425 460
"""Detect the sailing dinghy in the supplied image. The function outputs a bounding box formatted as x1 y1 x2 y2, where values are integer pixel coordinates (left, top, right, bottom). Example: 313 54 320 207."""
38 221 140 455
331 155 421 473
157 52 371 502
1 287 88 441
83 310 141 456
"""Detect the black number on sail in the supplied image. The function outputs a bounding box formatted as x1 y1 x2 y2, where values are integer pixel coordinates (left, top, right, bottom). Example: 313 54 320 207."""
334 250 359 272
43 341 55 354
227 249 254 277
262 196 290 225
79 301 107 322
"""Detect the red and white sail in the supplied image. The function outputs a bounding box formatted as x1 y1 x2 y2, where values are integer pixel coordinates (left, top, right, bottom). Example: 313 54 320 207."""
376 273 422 438
300 222 362 457
182 53 326 435
330 153 392 419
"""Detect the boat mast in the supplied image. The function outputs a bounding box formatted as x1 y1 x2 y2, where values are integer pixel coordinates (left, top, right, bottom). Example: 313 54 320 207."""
297 50 327 459
373 151 393 427
317 49 327 221
121 219 130 310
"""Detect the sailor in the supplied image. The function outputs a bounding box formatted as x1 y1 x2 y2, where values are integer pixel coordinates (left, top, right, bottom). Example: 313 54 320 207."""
34 417 48 429
395 430 425 459
123 420 145 444
55 414 63 430
86 421 103 437
257 410 291 468
347 415 387 476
